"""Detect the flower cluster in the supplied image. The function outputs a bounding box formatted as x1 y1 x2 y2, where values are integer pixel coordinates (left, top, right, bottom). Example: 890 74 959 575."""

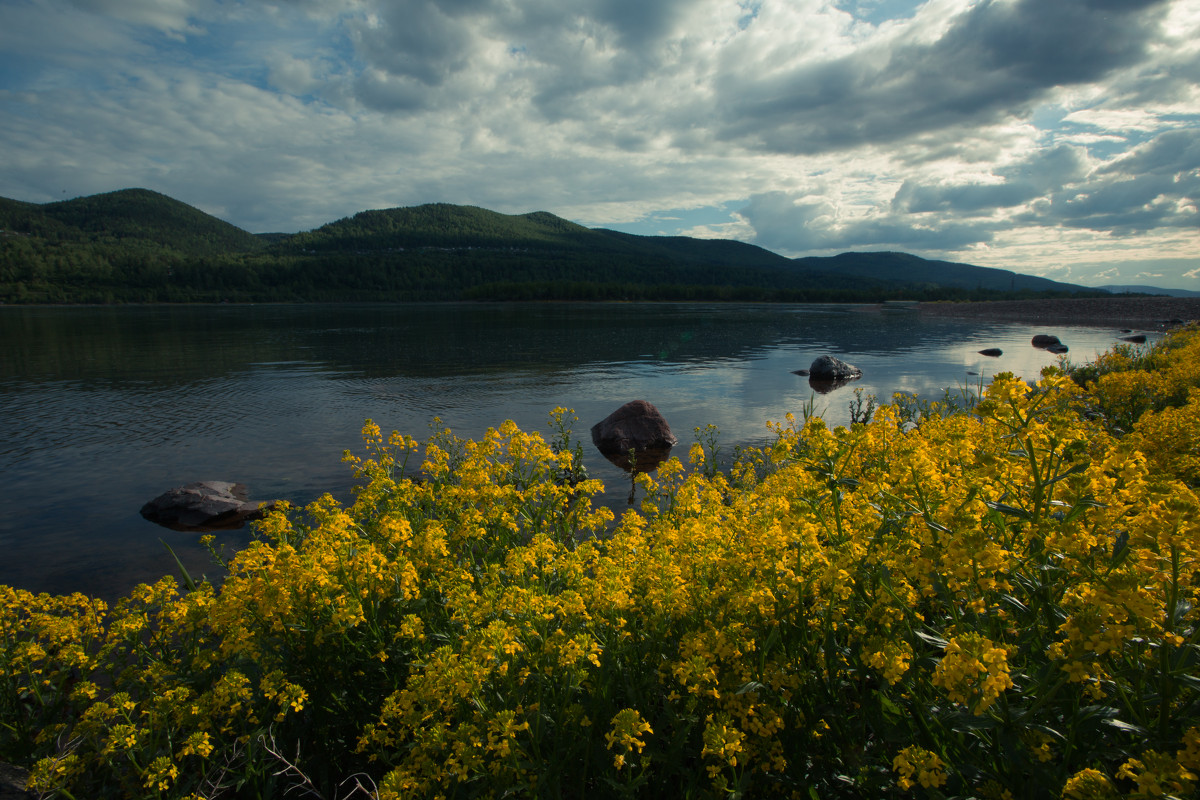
4 331 1200 799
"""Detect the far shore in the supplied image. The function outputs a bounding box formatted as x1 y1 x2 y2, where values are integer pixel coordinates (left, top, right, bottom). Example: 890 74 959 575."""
917 296 1200 330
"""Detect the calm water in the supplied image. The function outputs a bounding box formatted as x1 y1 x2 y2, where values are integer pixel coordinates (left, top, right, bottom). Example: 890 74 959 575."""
0 302 1151 600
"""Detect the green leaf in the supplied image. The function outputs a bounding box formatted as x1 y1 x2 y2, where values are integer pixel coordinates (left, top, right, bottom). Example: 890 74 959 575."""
915 630 950 649
160 538 198 593
947 711 1000 731
1102 718 1149 736
984 500 1031 519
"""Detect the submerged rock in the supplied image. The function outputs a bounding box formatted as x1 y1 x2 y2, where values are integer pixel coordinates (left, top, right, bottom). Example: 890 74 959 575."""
807 355 862 381
141 481 277 532
591 400 677 472
978 348 1003 357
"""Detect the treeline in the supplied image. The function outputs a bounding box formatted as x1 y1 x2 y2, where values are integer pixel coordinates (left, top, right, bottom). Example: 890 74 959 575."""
3 240 1098 305
463 280 1093 303
0 188 1111 305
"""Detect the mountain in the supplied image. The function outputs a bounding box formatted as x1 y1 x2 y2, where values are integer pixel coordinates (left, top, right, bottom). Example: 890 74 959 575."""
1100 284 1200 298
790 251 1084 293
285 203 795 270
288 204 596 252
0 188 263 256
0 189 1104 304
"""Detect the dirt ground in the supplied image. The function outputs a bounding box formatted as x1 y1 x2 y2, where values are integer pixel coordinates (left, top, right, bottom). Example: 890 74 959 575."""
915 296 1200 330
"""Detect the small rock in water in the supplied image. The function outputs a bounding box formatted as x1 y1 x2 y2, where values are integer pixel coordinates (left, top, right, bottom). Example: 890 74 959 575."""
591 400 677 473
141 481 277 532
807 355 862 380
978 348 1003 357
1031 334 1062 349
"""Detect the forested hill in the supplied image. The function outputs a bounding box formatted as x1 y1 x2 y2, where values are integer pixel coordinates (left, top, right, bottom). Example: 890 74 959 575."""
283 203 794 271
286 204 599 251
0 188 1101 304
0 188 263 256
791 252 1082 294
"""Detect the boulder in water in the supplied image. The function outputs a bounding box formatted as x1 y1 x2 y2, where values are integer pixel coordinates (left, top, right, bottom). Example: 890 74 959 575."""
807 355 862 381
141 481 277 532
591 401 677 471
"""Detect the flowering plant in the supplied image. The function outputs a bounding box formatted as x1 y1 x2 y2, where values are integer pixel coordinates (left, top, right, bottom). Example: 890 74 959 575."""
5 331 1200 798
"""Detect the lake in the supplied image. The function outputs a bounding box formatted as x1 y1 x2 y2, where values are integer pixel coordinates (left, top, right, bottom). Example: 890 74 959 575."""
0 302 1149 601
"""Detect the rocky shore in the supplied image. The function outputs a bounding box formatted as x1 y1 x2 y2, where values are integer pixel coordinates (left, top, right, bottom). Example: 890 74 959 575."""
916 296 1200 330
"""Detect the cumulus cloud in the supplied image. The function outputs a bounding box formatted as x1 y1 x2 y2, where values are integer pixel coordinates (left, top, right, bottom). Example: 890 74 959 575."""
714 0 1175 154
891 145 1090 214
1023 130 1200 234
737 190 996 254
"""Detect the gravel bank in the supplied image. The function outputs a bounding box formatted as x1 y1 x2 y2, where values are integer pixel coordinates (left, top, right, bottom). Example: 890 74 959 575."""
916 297 1200 330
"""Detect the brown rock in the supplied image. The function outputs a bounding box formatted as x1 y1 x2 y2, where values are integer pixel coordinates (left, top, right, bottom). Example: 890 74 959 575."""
140 481 277 532
591 401 677 458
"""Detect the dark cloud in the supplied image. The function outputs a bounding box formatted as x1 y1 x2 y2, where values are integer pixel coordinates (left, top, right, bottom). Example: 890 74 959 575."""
341 0 695 114
351 71 431 111
892 145 1089 213
1022 130 1200 234
577 0 687 50
348 1 475 88
737 191 995 255
718 0 1173 153
1101 129 1200 178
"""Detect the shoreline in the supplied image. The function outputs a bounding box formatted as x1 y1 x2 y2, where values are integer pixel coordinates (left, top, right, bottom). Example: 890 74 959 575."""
916 296 1200 330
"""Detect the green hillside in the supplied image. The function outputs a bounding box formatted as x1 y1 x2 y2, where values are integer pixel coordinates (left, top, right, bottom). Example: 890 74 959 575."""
285 204 595 252
35 189 263 255
0 189 1104 304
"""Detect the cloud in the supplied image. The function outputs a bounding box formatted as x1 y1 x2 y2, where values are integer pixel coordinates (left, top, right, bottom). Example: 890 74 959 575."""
1023 129 1200 233
891 145 1090 214
736 190 996 254
0 0 1196 290
714 0 1175 154
65 0 208 35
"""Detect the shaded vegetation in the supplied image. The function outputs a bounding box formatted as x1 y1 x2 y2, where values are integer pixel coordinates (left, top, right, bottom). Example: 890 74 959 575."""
0 188 1105 304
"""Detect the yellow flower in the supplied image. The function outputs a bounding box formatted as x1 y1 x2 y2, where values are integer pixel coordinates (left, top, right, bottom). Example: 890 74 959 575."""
933 633 1013 714
893 746 947 791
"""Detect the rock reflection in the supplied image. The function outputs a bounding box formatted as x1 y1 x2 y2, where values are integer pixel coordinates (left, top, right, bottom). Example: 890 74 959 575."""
598 445 674 474
809 375 861 394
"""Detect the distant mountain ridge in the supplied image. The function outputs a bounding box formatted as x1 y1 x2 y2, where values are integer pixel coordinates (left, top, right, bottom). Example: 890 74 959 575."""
0 188 1104 304
790 251 1082 294
1100 284 1200 298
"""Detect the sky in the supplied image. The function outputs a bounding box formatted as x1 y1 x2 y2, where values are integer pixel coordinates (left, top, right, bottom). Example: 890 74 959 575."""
1 0 1198 289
